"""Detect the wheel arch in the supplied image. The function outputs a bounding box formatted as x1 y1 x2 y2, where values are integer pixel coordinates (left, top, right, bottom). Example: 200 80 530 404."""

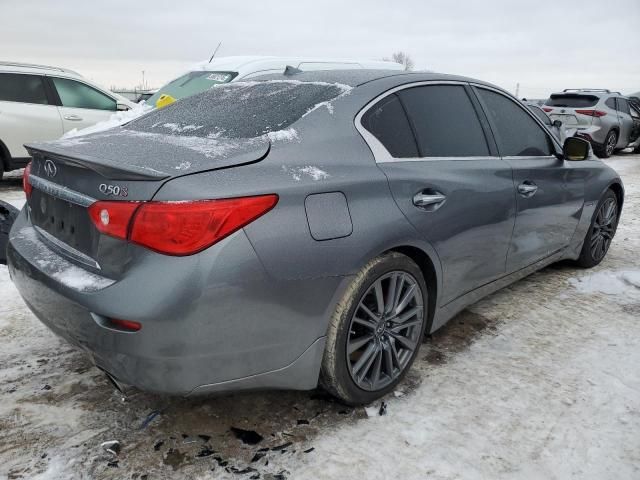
384 245 439 334
608 180 624 211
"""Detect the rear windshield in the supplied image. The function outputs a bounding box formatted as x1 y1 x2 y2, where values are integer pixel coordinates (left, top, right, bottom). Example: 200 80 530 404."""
545 94 599 108
128 80 349 139
145 71 237 106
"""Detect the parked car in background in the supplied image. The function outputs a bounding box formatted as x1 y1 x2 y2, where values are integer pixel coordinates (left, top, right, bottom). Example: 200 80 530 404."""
629 103 640 153
8 70 623 405
543 89 637 158
525 103 574 142
0 62 135 180
146 56 404 108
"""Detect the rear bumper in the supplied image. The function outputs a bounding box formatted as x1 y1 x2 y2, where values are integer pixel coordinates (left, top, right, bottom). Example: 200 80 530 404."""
7 209 345 395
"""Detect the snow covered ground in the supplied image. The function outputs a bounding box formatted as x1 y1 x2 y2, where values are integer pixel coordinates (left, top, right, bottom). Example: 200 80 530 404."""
1 155 639 480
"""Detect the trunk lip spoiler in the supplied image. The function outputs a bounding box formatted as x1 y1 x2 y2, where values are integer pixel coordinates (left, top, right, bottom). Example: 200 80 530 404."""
25 145 171 181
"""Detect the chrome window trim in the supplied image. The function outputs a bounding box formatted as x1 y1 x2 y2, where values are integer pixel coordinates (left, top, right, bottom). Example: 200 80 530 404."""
355 80 499 163
355 79 561 163
29 174 96 207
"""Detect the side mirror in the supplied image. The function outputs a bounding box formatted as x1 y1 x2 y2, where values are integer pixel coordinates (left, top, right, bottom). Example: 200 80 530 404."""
116 103 130 111
562 137 590 161
552 119 563 128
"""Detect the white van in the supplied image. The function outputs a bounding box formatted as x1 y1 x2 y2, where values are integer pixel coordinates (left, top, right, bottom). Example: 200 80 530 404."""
146 56 404 108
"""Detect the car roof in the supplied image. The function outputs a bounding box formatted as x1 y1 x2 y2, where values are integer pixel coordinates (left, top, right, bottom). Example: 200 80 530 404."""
0 61 82 77
248 69 500 89
184 55 404 74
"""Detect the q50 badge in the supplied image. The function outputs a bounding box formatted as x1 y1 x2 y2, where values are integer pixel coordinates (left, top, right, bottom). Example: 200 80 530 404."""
99 183 128 197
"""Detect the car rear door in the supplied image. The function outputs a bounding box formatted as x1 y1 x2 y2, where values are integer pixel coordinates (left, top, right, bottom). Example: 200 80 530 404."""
615 98 634 147
360 82 516 304
47 76 117 133
474 86 584 273
0 72 63 159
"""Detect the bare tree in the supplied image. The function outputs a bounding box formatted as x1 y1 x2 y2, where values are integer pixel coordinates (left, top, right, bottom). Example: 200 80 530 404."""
384 51 415 71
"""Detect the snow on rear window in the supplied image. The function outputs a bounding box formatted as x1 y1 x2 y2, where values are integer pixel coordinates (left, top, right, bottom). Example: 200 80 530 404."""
127 80 350 139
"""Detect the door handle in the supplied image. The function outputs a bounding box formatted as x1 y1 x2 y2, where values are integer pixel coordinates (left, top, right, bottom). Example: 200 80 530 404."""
517 181 538 197
413 191 447 209
64 114 83 121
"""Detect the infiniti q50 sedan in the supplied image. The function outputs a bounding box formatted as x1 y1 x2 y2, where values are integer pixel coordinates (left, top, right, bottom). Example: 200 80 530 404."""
7 70 623 405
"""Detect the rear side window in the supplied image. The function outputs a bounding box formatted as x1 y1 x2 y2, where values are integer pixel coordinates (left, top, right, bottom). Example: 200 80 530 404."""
0 73 49 105
398 85 490 157
361 94 418 158
605 98 616 109
617 98 631 115
51 77 116 111
545 94 598 108
478 89 554 157
130 80 349 139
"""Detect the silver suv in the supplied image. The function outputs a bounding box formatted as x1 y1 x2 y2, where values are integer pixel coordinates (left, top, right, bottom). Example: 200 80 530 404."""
543 89 638 158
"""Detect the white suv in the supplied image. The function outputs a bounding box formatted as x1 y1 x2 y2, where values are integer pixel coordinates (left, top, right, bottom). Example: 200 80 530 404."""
0 62 134 179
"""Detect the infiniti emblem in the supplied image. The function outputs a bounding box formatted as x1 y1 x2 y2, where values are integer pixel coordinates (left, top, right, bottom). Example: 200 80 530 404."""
44 159 57 177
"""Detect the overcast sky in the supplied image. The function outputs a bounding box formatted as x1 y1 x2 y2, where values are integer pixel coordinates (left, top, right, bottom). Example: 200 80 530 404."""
1 0 638 98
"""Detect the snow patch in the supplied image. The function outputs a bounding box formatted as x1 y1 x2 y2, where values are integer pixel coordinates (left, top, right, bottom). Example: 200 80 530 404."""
281 165 330 181
175 161 192 170
568 269 640 296
267 128 299 142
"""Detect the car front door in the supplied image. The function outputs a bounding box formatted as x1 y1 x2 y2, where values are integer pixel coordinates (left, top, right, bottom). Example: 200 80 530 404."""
616 98 634 148
0 72 63 159
360 83 516 305
47 76 117 133
474 86 584 273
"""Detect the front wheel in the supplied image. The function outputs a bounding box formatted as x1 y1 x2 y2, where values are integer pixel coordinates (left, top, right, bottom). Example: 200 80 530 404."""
320 252 428 405
576 190 619 268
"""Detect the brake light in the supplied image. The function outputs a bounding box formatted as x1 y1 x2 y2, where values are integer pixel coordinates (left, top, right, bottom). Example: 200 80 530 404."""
542 107 553 112
130 195 278 255
23 162 32 197
88 201 141 239
575 109 606 117
87 195 278 256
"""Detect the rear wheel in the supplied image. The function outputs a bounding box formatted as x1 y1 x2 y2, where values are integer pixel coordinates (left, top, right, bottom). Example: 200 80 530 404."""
320 252 428 405
595 130 617 158
576 190 619 268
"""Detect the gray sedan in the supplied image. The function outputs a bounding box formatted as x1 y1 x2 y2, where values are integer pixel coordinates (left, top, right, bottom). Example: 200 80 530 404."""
7 70 623 405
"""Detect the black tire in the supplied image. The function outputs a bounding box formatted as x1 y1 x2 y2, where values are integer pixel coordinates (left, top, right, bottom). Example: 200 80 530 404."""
576 190 619 268
0 200 19 265
320 252 428 405
594 130 617 158
0 161 4 181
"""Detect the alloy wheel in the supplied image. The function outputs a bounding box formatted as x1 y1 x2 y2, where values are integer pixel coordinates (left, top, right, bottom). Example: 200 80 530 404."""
590 197 617 261
606 132 617 156
346 271 424 391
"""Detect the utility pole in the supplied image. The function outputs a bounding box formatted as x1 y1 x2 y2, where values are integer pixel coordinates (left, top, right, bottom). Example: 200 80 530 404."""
515 82 520 98
142 70 145 90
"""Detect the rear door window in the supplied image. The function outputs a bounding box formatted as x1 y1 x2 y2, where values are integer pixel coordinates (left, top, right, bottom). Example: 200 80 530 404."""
361 94 419 158
51 77 117 111
617 98 631 115
397 85 490 157
605 98 617 109
545 94 599 108
0 73 49 104
477 88 554 157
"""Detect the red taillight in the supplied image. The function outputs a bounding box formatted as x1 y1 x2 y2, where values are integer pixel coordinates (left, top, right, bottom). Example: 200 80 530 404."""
88 201 141 239
575 109 606 117
88 195 278 256
130 195 278 255
109 318 142 332
542 107 553 112
23 162 33 197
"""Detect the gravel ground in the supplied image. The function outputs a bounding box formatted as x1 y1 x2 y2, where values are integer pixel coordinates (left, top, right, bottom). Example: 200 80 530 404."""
1 155 639 480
